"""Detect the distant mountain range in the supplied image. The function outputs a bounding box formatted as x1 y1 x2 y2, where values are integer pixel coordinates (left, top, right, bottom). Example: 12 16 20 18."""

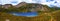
0 2 51 11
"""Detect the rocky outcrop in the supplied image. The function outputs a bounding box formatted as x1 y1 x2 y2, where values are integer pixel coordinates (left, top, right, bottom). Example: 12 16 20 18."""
25 3 50 11
15 2 27 8
2 4 12 9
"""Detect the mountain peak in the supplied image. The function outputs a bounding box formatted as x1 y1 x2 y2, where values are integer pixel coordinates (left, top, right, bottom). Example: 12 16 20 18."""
15 2 27 7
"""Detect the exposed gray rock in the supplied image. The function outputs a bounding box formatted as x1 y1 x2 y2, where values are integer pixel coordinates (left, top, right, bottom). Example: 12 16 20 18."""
2 4 12 9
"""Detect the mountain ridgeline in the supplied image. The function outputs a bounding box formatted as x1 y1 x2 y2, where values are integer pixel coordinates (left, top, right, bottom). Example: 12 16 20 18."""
0 2 60 12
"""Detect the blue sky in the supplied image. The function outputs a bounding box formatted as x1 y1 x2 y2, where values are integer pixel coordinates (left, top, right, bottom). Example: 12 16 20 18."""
1 0 60 7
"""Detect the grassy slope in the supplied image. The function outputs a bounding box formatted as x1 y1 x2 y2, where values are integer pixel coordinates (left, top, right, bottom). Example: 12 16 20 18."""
0 10 60 21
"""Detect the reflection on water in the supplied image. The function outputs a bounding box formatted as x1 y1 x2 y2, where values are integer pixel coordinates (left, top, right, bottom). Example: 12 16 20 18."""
10 12 38 17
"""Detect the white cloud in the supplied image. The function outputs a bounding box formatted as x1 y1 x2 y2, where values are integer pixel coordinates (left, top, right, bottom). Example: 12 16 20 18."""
1 0 60 7
1 0 34 5
39 0 60 7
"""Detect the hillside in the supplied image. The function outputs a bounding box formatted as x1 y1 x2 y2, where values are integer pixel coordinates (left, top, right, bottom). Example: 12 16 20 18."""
0 2 60 21
0 10 60 21
0 2 50 12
